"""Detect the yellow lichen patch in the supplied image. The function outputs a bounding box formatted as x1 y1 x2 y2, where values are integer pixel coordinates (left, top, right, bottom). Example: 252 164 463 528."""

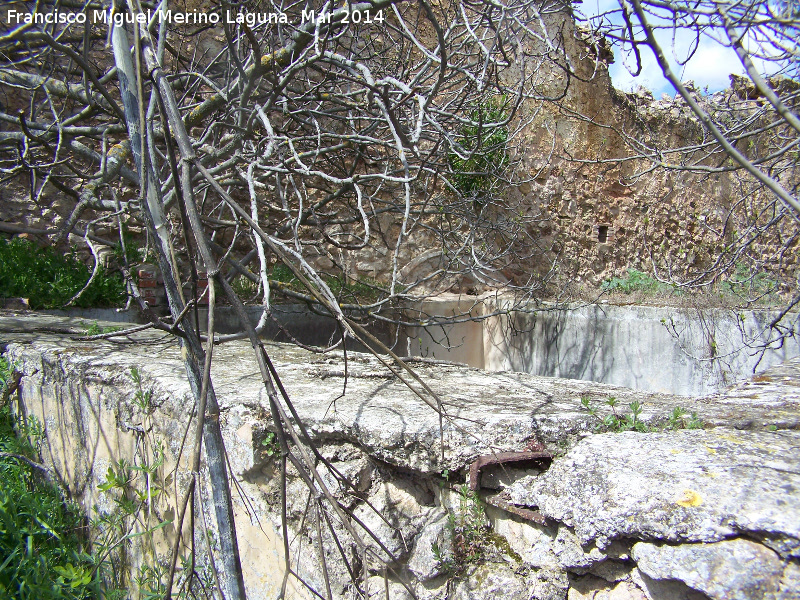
107 143 130 161
715 432 772 451
260 47 290 68
670 448 681 454
715 433 745 444
704 445 717 454
675 489 703 507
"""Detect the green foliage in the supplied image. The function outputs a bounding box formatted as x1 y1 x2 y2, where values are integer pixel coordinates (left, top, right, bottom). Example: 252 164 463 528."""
665 406 704 430
0 237 126 309
0 359 97 599
447 99 509 197
131 556 213 600
440 468 451 486
269 263 297 284
434 486 491 576
0 359 193 599
720 263 779 302
230 275 259 300
110 225 147 268
0 356 13 395
268 263 385 305
130 367 153 413
83 322 123 337
580 395 704 433
601 269 674 295
260 432 279 458
323 274 383 304
86 367 179 597
580 396 650 432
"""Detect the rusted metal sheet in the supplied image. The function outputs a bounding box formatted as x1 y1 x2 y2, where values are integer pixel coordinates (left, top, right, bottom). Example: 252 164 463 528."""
468 450 552 491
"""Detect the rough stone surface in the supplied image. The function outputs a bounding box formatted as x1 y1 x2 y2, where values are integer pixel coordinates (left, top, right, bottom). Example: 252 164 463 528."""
516 429 800 558
352 479 440 558
451 563 535 600
630 569 710 600
365 575 415 600
632 539 796 600
450 562 570 600
406 513 453 581
567 578 648 600
553 526 608 571
4 311 799 473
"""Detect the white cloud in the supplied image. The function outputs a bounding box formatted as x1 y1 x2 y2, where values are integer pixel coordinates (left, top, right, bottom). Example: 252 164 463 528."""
677 40 744 91
580 1 753 95
610 47 669 94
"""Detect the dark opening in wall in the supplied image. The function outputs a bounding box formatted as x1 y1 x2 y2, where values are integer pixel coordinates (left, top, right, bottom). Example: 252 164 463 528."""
598 225 609 243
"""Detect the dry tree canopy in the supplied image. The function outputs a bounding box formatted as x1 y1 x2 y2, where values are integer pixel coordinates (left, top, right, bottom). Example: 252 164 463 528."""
0 0 581 317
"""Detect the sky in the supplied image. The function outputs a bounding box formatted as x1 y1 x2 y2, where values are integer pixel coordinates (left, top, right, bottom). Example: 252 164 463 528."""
579 0 751 98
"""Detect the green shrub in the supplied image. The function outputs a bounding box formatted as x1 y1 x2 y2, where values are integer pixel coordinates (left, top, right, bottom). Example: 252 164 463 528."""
0 357 97 599
0 237 126 309
720 263 779 302
269 263 297 284
448 99 509 198
323 274 384 304
230 275 259 300
601 268 674 294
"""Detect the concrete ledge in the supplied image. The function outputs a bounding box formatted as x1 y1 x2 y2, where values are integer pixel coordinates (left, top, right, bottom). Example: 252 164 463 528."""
405 298 800 396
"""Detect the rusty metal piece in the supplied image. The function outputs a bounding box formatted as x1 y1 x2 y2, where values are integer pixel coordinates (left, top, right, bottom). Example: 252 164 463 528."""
485 495 548 525
468 450 552 492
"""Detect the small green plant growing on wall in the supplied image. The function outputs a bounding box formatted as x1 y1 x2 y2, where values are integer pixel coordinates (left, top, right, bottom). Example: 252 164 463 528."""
88 367 190 597
665 406 704 430
260 431 280 458
580 395 704 433
83 322 124 337
432 482 521 578
433 485 492 576
111 224 148 268
580 395 651 432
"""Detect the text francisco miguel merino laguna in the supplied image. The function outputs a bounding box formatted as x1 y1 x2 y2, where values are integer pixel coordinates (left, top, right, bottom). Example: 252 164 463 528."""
6 7 388 27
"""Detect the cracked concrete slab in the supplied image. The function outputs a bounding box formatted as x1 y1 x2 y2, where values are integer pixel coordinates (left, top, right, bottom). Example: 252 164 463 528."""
3 310 799 475
515 429 800 558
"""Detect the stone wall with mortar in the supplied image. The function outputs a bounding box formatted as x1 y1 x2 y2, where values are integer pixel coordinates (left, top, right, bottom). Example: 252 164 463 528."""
1 310 799 599
328 28 800 293
515 83 799 291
